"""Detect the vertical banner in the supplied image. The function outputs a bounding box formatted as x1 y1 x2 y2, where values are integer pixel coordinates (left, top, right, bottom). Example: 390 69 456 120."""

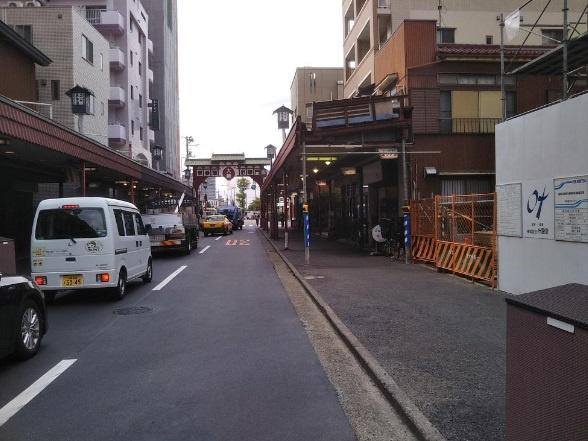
403 214 411 263
303 213 310 248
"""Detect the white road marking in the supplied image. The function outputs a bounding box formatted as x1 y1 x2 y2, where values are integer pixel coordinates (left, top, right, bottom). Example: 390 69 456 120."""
152 265 187 291
199 245 211 254
0 359 77 427
215 236 223 241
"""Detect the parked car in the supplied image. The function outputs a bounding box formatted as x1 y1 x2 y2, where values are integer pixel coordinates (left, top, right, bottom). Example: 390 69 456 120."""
142 212 198 255
31 197 152 301
0 273 47 359
217 206 244 230
200 215 233 236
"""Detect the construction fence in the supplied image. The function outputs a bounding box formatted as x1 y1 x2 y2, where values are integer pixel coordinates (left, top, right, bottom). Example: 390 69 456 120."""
411 193 497 287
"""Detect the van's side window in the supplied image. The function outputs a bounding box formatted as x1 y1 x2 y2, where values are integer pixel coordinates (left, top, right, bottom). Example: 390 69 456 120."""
134 213 146 235
123 211 136 236
114 209 126 236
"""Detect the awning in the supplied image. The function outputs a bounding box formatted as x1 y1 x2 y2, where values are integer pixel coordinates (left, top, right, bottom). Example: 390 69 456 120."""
0 95 191 194
511 32 588 75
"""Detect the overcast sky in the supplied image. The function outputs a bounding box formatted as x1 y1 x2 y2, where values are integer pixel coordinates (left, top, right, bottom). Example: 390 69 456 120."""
177 0 343 166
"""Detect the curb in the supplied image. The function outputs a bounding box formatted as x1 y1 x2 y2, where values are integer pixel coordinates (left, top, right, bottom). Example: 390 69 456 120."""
260 229 447 441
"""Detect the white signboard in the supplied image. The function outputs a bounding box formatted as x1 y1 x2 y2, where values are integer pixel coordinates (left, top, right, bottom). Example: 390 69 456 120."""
496 183 522 237
522 179 554 239
554 176 588 243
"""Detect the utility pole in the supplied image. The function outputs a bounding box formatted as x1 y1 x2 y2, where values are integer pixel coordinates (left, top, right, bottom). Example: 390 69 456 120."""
302 140 309 265
499 13 506 121
401 137 409 204
563 0 569 100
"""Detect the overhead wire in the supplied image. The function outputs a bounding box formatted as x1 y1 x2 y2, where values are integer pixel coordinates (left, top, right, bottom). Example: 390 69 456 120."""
505 0 553 73
569 1 588 38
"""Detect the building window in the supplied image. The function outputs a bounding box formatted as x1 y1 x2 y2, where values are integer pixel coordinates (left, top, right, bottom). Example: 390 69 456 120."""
437 28 455 44
100 53 103 71
130 86 134 100
81 35 94 64
131 120 135 135
86 95 95 115
440 91 452 133
129 16 133 32
542 29 563 45
139 127 143 141
51 80 60 100
167 0 173 29
139 94 142 108
486 35 493 45
138 61 142 76
506 91 516 118
130 50 133 66
14 25 32 43
138 31 142 44
101 101 105 116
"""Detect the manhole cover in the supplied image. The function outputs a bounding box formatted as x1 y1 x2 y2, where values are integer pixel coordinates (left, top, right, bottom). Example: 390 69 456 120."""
304 275 325 280
113 306 153 316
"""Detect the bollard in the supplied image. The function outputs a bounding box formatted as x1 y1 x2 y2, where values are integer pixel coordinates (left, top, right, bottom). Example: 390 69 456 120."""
403 213 411 264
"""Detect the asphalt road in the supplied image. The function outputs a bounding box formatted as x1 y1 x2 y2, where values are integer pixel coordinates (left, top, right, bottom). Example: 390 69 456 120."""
0 222 356 441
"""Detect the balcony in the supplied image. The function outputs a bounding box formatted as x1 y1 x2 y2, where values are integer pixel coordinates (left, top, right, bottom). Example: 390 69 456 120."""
440 118 500 134
109 46 125 71
147 39 153 54
148 129 155 145
376 0 391 11
108 122 127 147
86 9 125 35
148 68 154 84
109 86 126 108
312 95 410 132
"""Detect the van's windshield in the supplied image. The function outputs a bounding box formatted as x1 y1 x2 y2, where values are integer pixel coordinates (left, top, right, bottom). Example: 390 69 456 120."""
35 208 107 240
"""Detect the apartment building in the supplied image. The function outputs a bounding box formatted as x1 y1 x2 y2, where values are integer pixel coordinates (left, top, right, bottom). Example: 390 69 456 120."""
290 67 344 126
0 5 109 143
45 0 154 167
342 0 586 97
142 0 179 178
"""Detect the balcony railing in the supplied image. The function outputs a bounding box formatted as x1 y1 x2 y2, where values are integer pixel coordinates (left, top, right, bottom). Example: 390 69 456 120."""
439 118 500 134
86 8 106 25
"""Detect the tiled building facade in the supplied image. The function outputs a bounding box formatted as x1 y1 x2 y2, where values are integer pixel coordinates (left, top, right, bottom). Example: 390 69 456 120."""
0 6 109 143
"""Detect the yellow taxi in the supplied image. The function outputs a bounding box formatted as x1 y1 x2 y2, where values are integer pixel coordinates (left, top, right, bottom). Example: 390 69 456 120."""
200 214 233 236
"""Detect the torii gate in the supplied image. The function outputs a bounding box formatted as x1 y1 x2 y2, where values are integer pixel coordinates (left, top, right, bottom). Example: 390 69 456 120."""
185 153 271 208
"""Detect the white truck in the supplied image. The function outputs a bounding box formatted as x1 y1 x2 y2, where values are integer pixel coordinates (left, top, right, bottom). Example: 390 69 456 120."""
142 209 199 255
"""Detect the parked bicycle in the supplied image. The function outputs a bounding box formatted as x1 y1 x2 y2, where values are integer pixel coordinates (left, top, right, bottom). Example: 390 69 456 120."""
371 217 405 259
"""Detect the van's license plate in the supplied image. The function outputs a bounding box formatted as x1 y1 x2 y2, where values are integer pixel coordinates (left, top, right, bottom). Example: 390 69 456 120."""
62 275 83 287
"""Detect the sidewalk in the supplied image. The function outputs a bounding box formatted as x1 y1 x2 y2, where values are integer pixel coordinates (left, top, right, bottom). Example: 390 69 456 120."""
268 230 506 441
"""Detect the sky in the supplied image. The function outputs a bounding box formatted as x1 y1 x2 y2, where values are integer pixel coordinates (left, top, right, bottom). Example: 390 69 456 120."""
177 0 343 166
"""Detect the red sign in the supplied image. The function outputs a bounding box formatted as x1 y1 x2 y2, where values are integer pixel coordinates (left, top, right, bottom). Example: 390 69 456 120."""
222 167 236 180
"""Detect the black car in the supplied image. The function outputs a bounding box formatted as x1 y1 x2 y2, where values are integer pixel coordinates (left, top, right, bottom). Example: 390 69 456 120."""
0 274 48 359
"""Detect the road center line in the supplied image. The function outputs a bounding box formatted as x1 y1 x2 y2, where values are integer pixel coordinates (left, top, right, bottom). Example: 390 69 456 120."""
199 245 211 254
152 265 187 291
215 236 223 241
0 359 77 427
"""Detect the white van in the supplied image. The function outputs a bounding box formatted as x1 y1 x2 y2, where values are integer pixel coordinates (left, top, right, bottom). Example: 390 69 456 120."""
31 197 152 301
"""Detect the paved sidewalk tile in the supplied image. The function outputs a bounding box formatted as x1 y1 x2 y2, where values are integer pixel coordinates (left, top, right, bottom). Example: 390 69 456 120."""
271 231 505 441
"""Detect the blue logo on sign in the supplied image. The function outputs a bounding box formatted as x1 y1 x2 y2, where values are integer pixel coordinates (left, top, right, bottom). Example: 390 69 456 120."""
527 187 549 219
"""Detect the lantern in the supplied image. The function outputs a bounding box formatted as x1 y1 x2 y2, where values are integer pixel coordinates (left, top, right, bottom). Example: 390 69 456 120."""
273 105 293 130
151 145 164 161
265 144 277 160
65 85 94 115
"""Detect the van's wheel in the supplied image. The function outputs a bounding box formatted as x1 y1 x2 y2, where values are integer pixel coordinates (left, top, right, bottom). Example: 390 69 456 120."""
44 292 57 304
142 259 152 283
230 228 233 235
15 299 43 359
185 239 192 255
112 269 127 300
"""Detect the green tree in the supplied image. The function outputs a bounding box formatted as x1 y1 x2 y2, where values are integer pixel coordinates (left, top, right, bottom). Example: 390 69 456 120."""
248 198 260 211
236 177 249 210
